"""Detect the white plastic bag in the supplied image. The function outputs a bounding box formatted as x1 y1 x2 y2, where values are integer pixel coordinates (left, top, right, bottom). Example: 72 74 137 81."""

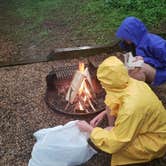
28 121 97 166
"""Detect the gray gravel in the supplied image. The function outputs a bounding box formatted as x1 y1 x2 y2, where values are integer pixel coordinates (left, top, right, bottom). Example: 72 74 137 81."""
0 59 165 166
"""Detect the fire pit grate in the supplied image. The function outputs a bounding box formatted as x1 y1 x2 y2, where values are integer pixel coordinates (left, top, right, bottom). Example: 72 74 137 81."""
52 64 89 80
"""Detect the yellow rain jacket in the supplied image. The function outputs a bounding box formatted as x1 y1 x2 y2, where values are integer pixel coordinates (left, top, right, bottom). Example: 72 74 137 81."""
90 56 166 166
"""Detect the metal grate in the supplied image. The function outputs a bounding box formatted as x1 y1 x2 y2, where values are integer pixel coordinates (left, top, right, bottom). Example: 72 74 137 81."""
53 64 88 80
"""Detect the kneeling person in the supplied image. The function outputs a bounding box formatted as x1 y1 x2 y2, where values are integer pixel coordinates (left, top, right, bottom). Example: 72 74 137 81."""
77 56 166 166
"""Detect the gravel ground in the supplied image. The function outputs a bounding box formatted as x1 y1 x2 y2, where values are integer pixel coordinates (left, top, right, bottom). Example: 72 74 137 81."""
0 59 166 166
0 59 111 166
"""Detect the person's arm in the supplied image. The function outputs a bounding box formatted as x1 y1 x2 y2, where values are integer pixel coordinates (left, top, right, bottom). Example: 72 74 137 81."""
106 106 116 126
143 57 165 68
136 46 166 68
90 110 107 127
90 112 145 154
151 45 166 67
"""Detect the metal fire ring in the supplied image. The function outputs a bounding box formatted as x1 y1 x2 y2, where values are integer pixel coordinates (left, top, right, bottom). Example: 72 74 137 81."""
45 62 105 116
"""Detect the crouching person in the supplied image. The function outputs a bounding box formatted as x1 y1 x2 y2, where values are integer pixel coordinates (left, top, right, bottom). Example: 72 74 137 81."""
77 56 166 166
116 16 166 86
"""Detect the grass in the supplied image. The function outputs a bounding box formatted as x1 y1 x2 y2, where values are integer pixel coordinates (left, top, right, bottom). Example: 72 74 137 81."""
1 0 166 45
76 0 166 43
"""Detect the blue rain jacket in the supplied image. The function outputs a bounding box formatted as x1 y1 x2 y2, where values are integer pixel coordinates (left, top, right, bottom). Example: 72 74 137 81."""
116 17 166 85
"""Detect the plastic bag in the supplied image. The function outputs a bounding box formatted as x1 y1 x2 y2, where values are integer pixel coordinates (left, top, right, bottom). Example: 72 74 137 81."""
28 121 97 166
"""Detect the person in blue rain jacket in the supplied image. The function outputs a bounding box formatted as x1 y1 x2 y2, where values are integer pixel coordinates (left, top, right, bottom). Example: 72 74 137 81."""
116 16 166 85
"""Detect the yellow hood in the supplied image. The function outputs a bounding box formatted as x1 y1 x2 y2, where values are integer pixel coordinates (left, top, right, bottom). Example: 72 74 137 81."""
97 56 130 115
97 56 129 90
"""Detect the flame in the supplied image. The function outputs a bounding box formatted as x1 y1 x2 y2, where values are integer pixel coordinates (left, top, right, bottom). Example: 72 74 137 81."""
78 79 85 95
84 82 91 98
79 101 84 110
78 62 92 111
83 95 87 102
79 62 85 73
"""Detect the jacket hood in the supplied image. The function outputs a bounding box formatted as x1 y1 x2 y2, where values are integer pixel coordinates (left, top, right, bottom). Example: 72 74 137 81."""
116 17 148 46
97 56 129 90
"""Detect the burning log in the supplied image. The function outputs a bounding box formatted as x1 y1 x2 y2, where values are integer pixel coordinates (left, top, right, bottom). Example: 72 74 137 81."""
65 62 97 113
66 70 85 104
87 98 96 112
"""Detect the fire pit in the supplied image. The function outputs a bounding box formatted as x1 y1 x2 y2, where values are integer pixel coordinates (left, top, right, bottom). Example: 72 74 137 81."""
45 55 109 116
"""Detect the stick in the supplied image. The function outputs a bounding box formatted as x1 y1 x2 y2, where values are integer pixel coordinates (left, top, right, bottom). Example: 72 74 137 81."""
64 102 70 111
87 98 96 112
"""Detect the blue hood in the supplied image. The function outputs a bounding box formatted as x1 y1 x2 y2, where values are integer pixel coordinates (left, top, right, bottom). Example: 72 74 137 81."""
116 17 148 46
116 16 166 86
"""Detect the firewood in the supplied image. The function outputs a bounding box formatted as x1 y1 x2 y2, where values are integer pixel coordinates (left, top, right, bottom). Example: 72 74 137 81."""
64 102 70 111
66 66 97 113
87 98 96 112
66 68 95 104
84 67 94 91
66 70 84 103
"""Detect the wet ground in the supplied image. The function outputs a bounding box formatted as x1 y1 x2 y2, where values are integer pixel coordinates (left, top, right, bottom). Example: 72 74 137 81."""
0 58 111 166
0 57 166 166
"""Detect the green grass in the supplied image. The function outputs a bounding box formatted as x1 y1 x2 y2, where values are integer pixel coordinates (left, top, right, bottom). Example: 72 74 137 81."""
1 0 166 45
8 0 64 41
76 0 166 43
6 0 84 43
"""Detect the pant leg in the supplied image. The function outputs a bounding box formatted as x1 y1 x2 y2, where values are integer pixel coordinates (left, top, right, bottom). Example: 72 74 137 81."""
153 68 166 85
123 155 166 166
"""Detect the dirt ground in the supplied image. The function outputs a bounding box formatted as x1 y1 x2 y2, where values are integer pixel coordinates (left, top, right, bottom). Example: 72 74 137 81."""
0 58 111 166
0 57 166 166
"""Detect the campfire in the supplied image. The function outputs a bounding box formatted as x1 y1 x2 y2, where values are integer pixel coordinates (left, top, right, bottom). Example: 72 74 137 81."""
46 52 142 115
45 56 107 115
65 62 97 113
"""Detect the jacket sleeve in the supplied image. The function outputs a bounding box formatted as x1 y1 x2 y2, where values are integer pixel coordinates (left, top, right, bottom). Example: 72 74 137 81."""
90 112 145 154
143 57 164 68
151 45 166 68
136 48 166 68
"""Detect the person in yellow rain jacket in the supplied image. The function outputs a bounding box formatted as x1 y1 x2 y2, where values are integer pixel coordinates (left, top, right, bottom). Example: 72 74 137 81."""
77 56 166 166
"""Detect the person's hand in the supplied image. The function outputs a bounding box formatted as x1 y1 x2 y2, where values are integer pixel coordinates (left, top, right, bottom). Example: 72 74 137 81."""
133 56 144 62
104 126 113 131
128 68 146 81
90 111 106 127
76 120 93 134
